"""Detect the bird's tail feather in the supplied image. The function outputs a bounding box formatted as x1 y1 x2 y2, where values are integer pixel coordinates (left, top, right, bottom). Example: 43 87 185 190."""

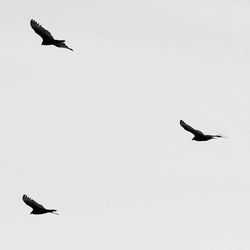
49 209 59 215
213 134 227 138
57 42 73 51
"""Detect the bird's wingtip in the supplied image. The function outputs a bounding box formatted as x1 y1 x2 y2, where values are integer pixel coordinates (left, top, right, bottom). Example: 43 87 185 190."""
22 194 28 202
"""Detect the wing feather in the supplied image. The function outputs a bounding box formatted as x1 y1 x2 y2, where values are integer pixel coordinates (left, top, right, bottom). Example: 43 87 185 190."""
180 120 204 136
22 194 45 210
30 19 54 40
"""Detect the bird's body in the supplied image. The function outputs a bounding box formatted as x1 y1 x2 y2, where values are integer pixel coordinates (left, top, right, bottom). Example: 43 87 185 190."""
30 19 73 51
180 120 224 141
22 194 58 215
192 134 223 141
30 208 57 215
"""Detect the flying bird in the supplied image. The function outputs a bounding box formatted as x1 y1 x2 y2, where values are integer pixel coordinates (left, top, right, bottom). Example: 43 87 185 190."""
180 120 224 141
22 194 58 215
30 19 73 51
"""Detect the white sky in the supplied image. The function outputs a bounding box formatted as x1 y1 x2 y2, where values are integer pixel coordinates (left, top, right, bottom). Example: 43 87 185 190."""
1 0 250 249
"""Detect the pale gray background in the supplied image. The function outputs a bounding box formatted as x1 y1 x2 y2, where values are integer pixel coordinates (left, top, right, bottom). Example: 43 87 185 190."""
1 0 249 249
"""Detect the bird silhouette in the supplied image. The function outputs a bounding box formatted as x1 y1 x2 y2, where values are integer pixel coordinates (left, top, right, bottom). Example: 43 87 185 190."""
180 120 224 141
22 194 58 215
30 19 73 51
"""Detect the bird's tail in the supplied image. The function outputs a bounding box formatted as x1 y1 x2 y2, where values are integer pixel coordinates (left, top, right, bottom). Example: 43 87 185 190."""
49 209 59 215
213 134 227 139
57 42 73 51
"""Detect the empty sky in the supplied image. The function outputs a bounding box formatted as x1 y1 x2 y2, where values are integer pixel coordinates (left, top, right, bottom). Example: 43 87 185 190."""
1 0 250 249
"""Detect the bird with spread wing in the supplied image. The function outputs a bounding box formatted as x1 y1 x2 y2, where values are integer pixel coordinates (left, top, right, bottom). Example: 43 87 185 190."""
180 120 225 141
22 194 58 215
30 19 73 51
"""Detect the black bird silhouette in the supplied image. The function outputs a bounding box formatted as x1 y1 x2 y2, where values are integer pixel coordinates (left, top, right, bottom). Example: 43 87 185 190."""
22 194 58 215
30 19 73 51
180 120 224 141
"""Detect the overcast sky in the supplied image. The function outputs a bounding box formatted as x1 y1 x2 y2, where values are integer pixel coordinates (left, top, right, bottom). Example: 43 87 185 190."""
1 0 250 249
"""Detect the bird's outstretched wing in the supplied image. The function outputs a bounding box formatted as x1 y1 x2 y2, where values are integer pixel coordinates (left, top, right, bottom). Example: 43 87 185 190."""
22 194 45 210
180 120 204 136
30 19 54 40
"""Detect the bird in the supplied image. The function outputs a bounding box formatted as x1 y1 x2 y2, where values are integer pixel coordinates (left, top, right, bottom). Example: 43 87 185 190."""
180 120 224 141
22 194 58 215
30 19 73 51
